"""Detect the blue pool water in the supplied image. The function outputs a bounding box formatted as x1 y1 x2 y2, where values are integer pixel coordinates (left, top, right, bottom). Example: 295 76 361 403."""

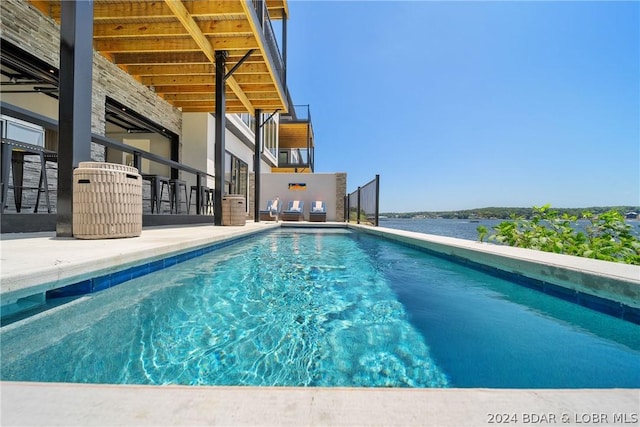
1 228 639 388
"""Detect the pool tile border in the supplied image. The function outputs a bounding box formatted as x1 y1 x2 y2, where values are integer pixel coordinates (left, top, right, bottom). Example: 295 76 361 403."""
45 233 257 299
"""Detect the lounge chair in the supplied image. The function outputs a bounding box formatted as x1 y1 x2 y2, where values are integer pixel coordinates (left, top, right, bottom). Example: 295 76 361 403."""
309 201 327 222
259 199 281 221
281 200 304 221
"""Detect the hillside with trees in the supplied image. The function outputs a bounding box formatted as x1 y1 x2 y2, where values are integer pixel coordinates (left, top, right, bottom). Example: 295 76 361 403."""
382 206 640 220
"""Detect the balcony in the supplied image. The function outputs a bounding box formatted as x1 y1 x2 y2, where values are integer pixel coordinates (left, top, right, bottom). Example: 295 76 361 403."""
277 148 312 171
250 0 286 91
276 105 314 172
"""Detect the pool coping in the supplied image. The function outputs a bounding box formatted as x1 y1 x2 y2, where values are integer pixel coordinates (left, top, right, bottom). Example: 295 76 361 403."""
1 382 639 426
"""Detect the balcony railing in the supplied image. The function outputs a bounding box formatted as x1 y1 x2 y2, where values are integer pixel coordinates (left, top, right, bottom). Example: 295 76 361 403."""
250 0 285 88
281 104 310 122
278 147 313 170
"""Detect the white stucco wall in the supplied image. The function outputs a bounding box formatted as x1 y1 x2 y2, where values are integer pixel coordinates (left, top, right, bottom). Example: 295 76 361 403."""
0 92 58 121
260 173 341 221
181 113 213 188
181 113 257 197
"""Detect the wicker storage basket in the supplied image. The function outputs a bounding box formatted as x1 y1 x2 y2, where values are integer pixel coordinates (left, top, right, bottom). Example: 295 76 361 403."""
222 195 246 226
73 162 142 239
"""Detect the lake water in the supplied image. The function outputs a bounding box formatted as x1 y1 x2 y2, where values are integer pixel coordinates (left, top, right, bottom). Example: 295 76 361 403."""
379 218 503 240
380 218 640 241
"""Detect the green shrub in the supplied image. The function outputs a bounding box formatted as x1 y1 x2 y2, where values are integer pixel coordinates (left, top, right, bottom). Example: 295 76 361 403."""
479 204 640 265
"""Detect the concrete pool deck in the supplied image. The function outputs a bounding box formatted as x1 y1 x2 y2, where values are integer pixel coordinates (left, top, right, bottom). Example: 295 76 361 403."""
1 222 639 426
2 382 639 426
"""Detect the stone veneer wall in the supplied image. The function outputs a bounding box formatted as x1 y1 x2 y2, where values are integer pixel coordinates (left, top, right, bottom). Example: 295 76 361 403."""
1 0 182 213
248 173 256 220
335 173 347 222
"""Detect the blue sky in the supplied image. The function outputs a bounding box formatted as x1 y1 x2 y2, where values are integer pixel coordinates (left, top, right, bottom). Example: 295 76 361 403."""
284 1 639 212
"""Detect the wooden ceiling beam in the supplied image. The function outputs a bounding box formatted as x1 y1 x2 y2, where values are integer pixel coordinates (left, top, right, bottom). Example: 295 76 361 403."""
164 0 254 114
111 52 210 65
240 84 278 93
160 92 280 102
153 84 215 93
182 106 249 113
93 20 253 38
141 75 216 86
233 74 277 84
111 52 263 66
142 74 280 86
45 1 246 21
128 64 215 76
94 36 259 53
126 62 268 76
169 99 281 111
162 93 236 102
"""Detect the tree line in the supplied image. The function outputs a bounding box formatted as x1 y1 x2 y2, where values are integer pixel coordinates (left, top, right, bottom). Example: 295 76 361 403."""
383 206 639 220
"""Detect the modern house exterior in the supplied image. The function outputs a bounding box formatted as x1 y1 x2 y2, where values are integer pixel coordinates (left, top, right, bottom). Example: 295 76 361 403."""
1 0 340 235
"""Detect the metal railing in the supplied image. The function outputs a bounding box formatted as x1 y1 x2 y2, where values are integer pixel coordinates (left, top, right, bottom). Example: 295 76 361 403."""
1 102 215 216
278 147 311 170
250 0 285 87
346 175 380 226
281 104 310 122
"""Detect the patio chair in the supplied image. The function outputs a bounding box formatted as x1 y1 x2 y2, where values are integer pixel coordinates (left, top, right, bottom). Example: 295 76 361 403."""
309 201 327 222
259 198 281 221
281 200 304 221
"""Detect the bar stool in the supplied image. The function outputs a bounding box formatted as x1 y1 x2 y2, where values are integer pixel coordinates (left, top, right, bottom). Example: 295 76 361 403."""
170 179 188 214
1 139 54 213
189 185 213 215
203 187 214 215
142 174 171 214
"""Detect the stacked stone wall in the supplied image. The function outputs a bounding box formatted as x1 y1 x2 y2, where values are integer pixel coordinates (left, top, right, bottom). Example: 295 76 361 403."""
335 173 347 222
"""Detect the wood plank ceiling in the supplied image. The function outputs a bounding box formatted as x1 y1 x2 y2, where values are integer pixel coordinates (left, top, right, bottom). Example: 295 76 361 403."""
28 0 289 114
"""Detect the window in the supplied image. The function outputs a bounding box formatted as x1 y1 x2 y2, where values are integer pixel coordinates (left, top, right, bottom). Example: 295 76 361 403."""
261 112 279 157
1 115 44 146
235 113 255 131
278 150 288 165
224 152 248 201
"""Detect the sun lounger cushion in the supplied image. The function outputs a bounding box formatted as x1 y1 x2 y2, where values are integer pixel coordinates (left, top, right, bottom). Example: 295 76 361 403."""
311 201 325 212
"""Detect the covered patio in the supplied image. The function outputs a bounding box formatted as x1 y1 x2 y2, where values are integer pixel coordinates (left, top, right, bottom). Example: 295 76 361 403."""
1 0 291 234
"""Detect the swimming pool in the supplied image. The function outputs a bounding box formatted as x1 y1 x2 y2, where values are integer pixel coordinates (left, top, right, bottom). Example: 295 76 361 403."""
1 228 639 388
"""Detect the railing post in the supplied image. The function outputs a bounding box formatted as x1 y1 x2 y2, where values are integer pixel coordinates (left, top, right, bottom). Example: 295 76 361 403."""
133 151 142 172
345 195 348 223
196 173 202 215
375 174 380 227
357 186 361 225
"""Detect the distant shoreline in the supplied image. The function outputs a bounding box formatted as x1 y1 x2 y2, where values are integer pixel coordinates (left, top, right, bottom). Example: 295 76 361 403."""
381 206 640 221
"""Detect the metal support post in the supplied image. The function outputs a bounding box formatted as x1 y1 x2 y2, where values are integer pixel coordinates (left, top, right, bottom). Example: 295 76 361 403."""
282 11 288 85
213 50 228 225
253 109 262 222
57 0 94 237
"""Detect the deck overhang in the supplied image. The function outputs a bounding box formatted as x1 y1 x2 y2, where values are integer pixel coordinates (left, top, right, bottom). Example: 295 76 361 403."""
28 0 289 115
